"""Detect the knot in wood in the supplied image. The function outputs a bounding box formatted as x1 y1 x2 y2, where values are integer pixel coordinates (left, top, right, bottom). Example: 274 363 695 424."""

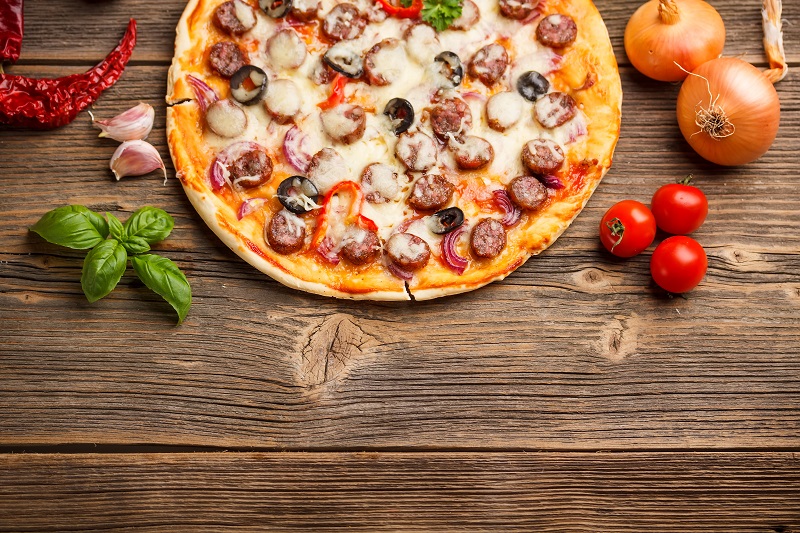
298 314 370 389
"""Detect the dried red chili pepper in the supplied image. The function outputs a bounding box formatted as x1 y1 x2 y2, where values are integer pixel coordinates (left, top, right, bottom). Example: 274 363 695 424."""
0 18 137 130
0 0 24 66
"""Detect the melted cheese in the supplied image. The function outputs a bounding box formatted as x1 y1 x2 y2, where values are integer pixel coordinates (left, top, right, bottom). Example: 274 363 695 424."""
406 24 441 65
265 79 302 119
387 233 427 260
405 218 443 257
363 163 400 201
197 0 592 246
396 132 437 172
233 0 257 30
486 91 523 130
369 41 407 84
321 104 360 140
267 29 307 71
307 149 349 194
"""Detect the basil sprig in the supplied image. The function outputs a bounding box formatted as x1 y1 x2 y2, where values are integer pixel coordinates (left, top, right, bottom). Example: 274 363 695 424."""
31 205 191 324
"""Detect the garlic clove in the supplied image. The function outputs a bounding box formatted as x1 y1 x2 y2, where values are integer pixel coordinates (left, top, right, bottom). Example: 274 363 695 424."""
91 103 155 142
110 140 168 184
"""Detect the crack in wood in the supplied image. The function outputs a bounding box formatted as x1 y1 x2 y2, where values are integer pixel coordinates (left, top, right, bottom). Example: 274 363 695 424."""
297 314 375 390
595 314 639 362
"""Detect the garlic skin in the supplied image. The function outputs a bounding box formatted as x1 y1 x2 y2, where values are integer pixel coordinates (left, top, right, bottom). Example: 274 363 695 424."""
110 140 167 184
91 103 155 142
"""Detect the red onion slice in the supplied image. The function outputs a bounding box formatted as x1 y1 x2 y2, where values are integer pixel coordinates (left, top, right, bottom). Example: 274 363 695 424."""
209 141 265 191
187 75 219 113
387 262 414 281
520 4 545 25
237 197 269 220
441 225 468 275
493 189 522 227
565 116 588 144
541 174 565 189
317 237 341 265
462 91 486 102
283 126 313 173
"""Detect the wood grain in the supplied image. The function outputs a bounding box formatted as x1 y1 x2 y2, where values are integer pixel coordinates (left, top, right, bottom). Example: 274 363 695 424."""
1 63 798 448
0 452 798 532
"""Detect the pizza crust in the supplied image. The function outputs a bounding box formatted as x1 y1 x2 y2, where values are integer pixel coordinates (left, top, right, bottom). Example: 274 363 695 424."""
166 0 621 301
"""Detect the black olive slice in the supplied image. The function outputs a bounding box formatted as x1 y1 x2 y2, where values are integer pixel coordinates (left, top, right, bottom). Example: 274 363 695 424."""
260 0 292 18
427 207 465 235
277 176 320 214
230 65 269 106
433 51 463 89
516 71 550 102
323 43 363 78
383 98 415 136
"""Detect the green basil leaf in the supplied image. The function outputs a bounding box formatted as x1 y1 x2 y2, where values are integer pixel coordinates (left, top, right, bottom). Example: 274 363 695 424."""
81 239 128 303
30 205 109 250
107 213 125 241
131 254 191 324
124 207 174 244
121 235 151 255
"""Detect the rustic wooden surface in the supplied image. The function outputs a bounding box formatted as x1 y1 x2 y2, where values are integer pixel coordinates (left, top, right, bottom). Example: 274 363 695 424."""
1 0 798 530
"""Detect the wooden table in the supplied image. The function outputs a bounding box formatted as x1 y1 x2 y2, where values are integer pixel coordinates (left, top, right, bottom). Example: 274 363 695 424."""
1 1 798 530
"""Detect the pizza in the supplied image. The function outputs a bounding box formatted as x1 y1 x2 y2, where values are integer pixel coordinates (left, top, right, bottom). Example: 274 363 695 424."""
166 0 621 300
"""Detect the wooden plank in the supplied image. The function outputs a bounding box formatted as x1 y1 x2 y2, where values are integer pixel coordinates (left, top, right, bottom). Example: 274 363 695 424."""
13 0 799 65
1 64 798 449
0 452 798 531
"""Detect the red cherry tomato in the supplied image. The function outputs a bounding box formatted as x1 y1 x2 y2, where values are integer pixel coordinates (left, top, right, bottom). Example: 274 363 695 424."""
599 200 657 257
650 236 708 293
651 176 709 235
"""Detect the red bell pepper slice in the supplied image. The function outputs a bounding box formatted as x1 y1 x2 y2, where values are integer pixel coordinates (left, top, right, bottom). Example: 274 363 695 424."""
375 0 423 18
317 73 348 110
311 181 378 251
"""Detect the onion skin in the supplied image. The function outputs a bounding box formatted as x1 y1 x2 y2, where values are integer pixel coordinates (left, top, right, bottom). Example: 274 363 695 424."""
624 0 725 82
677 58 780 166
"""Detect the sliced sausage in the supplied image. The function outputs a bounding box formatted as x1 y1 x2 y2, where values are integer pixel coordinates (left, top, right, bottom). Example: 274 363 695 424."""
264 79 303 124
521 139 565 174
208 41 248 78
310 59 337 85
486 91 523 132
386 233 431 270
361 163 402 203
291 0 320 21
321 103 366 144
450 0 480 30
322 3 367 42
408 174 454 211
468 43 508 86
395 131 438 172
499 0 539 20
536 14 578 48
341 228 381 265
534 91 577 128
508 175 548 210
267 29 307 70
404 24 440 65
430 98 472 141
229 149 273 189
307 148 349 194
449 136 494 170
213 1 257 35
266 210 306 254
363 38 407 86
470 218 506 259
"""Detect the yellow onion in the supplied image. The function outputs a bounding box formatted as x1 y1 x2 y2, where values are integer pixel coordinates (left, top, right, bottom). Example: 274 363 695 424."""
677 58 780 166
625 0 725 82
